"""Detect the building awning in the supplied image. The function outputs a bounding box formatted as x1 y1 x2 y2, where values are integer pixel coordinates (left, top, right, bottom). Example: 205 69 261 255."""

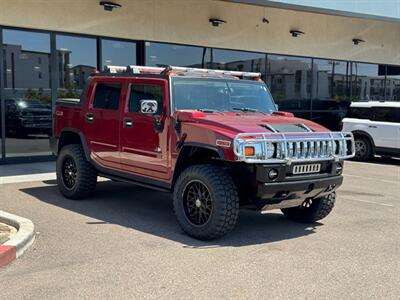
223 0 400 23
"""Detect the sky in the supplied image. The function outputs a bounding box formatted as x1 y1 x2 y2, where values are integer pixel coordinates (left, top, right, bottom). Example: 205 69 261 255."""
269 0 400 19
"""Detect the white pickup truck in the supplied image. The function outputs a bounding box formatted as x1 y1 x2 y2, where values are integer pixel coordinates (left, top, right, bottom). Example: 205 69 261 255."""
342 101 400 161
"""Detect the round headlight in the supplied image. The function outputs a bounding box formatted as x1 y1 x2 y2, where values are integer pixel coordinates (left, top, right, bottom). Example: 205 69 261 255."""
336 163 343 174
265 143 275 158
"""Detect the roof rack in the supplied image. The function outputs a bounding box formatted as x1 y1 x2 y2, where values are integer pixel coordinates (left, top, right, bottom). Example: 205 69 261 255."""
103 65 262 79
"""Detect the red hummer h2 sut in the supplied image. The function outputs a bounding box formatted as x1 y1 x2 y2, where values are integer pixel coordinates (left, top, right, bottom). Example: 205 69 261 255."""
51 65 355 240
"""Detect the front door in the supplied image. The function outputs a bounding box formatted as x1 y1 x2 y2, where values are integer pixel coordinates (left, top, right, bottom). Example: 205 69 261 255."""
120 78 170 180
85 81 123 170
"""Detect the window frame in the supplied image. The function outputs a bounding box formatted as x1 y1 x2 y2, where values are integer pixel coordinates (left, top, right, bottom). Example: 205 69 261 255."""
371 106 400 123
345 106 373 120
91 82 122 111
128 83 164 115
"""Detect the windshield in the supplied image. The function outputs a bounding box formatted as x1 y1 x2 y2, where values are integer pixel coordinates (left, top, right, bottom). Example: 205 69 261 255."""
172 78 277 113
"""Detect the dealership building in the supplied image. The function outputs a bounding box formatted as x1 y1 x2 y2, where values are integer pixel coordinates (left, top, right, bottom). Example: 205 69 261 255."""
0 0 399 163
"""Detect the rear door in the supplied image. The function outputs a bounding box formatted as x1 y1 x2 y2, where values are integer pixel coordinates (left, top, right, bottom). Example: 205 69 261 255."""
85 80 123 169
371 107 400 149
119 78 170 180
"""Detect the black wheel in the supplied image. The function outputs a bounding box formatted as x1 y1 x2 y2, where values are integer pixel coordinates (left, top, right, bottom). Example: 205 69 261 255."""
354 136 372 161
173 164 239 240
56 144 97 199
281 192 336 223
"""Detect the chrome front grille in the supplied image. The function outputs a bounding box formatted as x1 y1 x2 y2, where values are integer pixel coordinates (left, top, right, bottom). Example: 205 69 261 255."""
233 131 355 164
285 140 335 159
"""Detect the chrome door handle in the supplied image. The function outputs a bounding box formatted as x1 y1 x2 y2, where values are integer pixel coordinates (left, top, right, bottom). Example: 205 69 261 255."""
123 118 133 128
85 113 94 122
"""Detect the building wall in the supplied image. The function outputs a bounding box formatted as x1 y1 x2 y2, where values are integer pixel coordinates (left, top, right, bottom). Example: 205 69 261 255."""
0 0 399 65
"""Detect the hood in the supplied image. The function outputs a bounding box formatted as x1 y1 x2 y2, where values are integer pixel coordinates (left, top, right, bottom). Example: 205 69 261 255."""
174 110 328 136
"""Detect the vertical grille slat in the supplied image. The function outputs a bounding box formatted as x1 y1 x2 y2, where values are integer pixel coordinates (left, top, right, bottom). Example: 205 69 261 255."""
309 141 314 158
295 142 300 159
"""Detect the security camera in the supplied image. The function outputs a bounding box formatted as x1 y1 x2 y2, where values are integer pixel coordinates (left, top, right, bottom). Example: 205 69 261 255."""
100 1 121 11
209 18 227 27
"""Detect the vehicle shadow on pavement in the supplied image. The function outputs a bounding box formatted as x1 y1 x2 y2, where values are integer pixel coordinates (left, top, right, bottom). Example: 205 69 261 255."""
368 156 400 166
21 180 322 248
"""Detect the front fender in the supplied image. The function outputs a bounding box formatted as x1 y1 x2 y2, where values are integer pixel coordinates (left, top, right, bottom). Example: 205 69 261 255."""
179 122 237 161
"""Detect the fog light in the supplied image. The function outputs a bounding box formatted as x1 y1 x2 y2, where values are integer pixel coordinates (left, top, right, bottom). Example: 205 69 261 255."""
336 163 343 174
268 168 279 180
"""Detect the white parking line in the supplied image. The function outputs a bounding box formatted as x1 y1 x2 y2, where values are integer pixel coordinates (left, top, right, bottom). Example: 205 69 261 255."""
343 197 395 208
344 174 400 184
0 173 56 185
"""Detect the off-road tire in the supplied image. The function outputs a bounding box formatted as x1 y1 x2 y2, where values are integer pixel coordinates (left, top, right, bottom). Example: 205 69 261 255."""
173 164 239 240
354 135 372 161
57 144 97 200
281 192 336 223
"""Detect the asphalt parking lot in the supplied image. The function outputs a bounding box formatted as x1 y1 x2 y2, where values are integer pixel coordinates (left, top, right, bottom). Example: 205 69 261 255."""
0 159 399 299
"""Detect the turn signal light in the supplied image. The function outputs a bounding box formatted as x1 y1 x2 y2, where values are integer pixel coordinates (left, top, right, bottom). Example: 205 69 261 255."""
244 146 255 156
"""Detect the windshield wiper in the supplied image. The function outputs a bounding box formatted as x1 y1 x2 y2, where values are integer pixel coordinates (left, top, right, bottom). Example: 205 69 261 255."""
232 107 259 113
196 108 219 113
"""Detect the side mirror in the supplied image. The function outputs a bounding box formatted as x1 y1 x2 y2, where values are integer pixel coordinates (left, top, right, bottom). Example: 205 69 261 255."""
140 100 158 114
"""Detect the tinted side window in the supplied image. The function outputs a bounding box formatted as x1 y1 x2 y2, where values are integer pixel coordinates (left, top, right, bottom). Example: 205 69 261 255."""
129 84 163 114
345 107 372 120
93 83 121 110
373 107 400 123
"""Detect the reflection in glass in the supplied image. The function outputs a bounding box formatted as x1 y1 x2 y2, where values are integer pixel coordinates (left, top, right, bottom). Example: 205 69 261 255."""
3 29 52 157
311 59 391 130
351 63 385 101
266 55 312 115
101 39 136 70
56 35 97 99
311 59 351 130
145 42 210 68
386 65 400 101
211 49 265 77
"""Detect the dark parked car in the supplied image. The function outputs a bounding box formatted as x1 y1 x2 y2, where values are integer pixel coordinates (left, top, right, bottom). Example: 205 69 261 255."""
5 98 52 137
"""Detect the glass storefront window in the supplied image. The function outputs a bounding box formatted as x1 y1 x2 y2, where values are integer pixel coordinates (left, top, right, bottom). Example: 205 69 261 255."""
210 49 265 78
266 55 312 115
3 29 52 157
56 34 97 99
1 28 400 162
351 63 385 101
311 59 351 130
101 39 136 70
145 42 210 68
386 65 400 101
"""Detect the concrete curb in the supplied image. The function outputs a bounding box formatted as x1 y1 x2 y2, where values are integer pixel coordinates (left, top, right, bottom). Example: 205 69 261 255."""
0 210 35 267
